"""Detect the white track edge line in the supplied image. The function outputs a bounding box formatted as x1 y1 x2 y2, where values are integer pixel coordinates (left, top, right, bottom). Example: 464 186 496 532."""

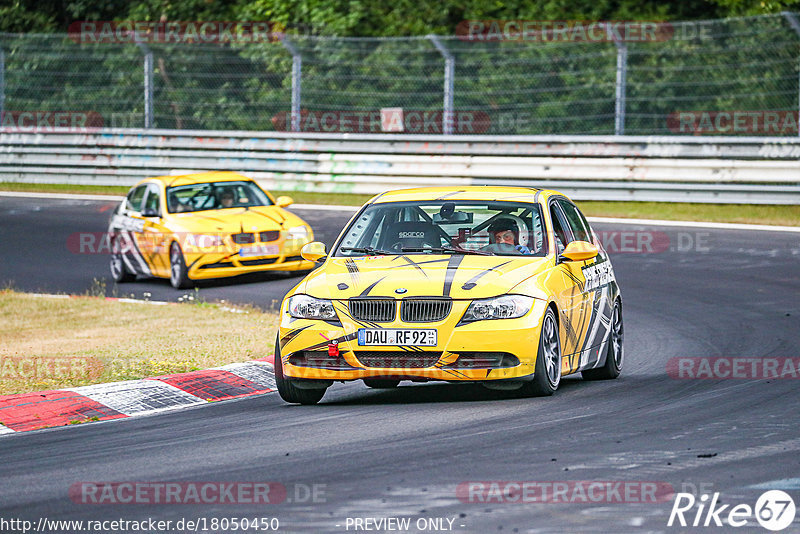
3 192 797 232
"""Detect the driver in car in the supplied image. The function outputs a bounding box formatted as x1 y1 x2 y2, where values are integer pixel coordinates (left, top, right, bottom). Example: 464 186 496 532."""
488 219 531 254
218 188 236 208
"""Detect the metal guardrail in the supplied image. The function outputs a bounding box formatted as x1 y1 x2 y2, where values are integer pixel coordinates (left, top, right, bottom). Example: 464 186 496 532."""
1 129 799 204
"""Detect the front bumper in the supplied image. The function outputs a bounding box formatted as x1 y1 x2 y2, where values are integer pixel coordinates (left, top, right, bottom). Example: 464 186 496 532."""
184 238 315 280
278 298 549 382
186 254 314 280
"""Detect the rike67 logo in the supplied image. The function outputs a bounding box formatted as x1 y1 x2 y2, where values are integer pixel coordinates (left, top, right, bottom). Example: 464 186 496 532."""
668 490 796 531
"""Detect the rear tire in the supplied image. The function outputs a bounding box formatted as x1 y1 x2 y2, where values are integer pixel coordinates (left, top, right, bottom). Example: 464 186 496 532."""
274 338 327 405
519 307 561 397
109 234 135 283
582 299 623 381
363 379 400 389
169 242 192 289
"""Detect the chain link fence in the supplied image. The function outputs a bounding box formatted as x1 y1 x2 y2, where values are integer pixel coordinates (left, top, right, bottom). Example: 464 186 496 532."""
0 13 799 135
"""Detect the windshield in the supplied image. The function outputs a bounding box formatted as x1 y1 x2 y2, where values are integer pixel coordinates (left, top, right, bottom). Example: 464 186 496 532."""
166 181 273 213
334 201 547 257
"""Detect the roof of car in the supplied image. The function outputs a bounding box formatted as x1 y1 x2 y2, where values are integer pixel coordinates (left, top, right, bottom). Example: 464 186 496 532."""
143 171 255 188
370 186 561 204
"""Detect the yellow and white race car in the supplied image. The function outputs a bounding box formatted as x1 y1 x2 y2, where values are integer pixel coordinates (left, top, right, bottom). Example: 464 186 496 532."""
108 171 315 288
275 186 623 404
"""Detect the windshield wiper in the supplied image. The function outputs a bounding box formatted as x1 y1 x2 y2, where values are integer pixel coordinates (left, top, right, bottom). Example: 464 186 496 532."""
400 245 493 256
340 247 395 255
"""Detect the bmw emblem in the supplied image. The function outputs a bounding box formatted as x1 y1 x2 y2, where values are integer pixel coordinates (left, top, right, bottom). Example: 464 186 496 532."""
395 288 408 294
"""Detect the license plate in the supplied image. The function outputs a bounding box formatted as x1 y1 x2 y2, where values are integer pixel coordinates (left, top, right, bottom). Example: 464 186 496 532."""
358 328 437 347
239 245 279 258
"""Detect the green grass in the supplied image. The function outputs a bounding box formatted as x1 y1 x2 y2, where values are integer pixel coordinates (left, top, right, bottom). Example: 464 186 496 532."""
285 191 375 206
577 201 800 227
0 182 129 196
0 289 278 395
2 182 797 226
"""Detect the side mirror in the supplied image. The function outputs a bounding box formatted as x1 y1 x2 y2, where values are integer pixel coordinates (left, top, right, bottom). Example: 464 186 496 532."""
275 195 293 208
301 241 327 263
559 240 598 262
141 207 159 218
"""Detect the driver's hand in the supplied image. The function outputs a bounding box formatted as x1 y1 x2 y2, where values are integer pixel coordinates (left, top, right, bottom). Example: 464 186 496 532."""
515 244 531 254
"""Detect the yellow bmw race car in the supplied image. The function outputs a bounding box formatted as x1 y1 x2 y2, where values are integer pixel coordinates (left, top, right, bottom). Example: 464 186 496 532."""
275 186 623 404
108 171 315 288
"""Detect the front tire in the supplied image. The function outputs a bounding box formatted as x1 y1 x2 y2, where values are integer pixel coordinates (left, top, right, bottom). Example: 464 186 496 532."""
582 299 623 380
520 307 561 397
110 253 135 283
169 242 192 289
110 234 135 283
274 338 327 405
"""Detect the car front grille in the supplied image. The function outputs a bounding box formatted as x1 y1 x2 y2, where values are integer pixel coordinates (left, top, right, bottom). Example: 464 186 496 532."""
232 232 255 244
260 230 280 242
400 298 452 322
288 351 354 370
348 299 396 322
239 257 278 266
199 261 235 269
354 351 441 369
444 352 520 369
348 298 452 323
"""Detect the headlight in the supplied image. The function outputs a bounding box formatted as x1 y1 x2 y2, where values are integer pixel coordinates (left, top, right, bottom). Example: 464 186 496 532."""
287 294 336 320
461 295 534 322
287 226 309 240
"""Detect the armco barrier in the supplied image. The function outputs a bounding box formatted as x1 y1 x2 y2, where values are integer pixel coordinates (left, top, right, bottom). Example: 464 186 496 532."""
1 129 799 203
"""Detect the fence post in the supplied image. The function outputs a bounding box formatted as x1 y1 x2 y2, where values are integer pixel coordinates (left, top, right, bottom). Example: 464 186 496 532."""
0 47 5 120
279 36 302 132
135 42 154 129
783 11 800 137
428 35 455 135
614 40 628 136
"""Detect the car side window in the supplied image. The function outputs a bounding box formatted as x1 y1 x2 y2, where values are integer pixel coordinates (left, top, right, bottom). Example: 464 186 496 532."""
143 186 161 216
126 186 147 213
530 207 547 254
557 199 592 243
549 203 571 254
338 207 385 252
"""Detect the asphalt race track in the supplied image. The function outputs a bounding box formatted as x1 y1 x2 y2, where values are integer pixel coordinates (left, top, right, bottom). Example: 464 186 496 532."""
0 196 354 308
1 195 799 533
